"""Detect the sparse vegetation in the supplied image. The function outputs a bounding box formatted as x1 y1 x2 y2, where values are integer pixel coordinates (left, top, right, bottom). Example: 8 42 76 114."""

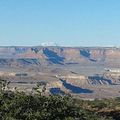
0 80 120 120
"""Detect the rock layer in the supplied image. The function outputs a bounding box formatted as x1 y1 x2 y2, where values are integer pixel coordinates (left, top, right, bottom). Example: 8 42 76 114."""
0 46 120 67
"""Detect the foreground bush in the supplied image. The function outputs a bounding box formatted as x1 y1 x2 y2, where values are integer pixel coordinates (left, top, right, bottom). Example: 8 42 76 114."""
0 90 112 120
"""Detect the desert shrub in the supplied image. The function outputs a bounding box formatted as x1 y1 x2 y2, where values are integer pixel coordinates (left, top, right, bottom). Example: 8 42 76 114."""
0 90 112 120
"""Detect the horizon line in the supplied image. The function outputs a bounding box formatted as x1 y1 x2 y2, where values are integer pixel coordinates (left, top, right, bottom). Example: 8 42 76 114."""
0 45 119 48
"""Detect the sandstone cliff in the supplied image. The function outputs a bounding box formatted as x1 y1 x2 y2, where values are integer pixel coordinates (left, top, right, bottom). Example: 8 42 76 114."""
0 46 119 67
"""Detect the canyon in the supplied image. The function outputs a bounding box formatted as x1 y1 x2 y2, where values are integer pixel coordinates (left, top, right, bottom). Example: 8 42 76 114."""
0 46 120 67
0 46 120 99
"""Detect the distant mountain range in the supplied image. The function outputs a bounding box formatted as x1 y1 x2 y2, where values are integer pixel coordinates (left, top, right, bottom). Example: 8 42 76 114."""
0 46 120 67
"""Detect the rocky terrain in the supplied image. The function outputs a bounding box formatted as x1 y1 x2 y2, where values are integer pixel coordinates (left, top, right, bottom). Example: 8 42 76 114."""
0 46 120 67
0 46 120 99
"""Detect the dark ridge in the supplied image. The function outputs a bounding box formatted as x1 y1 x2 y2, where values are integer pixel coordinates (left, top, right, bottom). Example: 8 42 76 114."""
43 48 64 64
88 75 117 85
60 79 93 94
31 47 39 53
80 49 97 62
66 62 79 65
0 59 8 65
89 59 97 62
17 58 40 65
80 49 90 58
50 88 65 95
14 47 28 54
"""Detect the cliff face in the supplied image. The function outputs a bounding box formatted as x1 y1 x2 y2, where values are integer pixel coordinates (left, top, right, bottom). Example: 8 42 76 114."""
0 46 120 67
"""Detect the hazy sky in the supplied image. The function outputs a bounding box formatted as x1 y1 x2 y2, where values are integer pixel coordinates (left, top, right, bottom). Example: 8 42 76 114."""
0 0 120 46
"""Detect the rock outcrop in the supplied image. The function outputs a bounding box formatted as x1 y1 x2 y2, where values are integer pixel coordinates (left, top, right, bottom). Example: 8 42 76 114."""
0 46 120 67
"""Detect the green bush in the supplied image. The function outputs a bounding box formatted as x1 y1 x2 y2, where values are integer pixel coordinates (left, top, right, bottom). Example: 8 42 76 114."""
0 90 112 120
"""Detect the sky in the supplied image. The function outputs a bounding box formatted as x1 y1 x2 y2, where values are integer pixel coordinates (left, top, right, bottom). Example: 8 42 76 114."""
0 0 120 46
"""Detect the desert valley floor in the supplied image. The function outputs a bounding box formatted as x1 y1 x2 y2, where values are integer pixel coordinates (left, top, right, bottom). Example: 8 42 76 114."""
0 46 120 99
